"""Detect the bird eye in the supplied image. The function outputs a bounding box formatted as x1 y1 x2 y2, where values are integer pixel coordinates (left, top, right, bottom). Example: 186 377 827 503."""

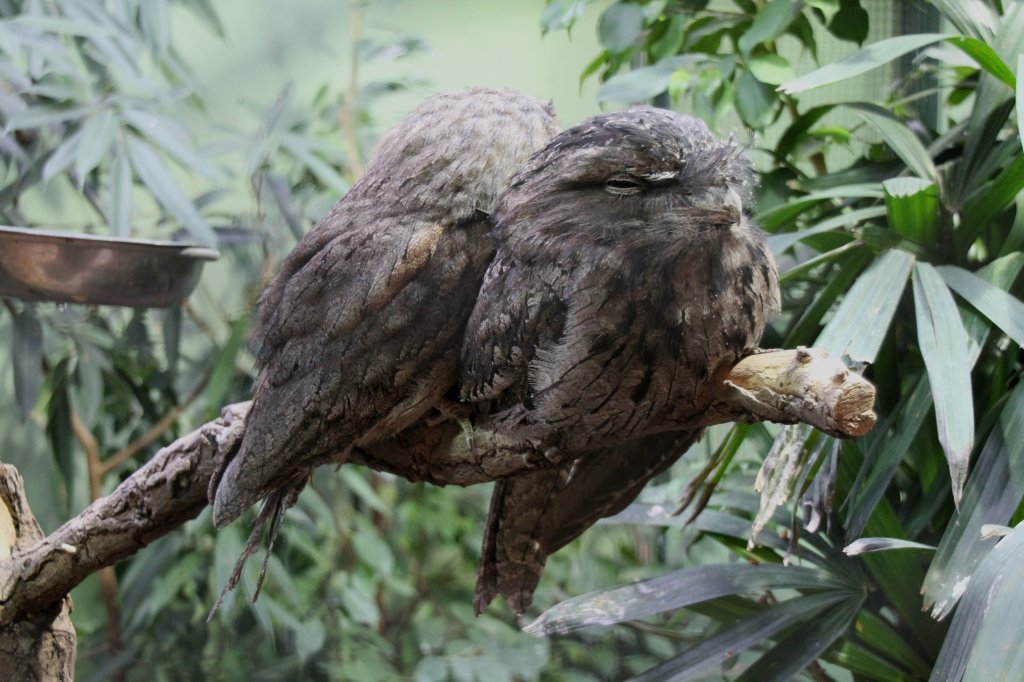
604 175 645 195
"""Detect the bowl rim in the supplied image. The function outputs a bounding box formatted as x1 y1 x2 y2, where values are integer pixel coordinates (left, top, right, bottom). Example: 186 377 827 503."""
0 225 220 260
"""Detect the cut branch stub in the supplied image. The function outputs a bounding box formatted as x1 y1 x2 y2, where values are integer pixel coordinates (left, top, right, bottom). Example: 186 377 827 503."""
717 347 877 438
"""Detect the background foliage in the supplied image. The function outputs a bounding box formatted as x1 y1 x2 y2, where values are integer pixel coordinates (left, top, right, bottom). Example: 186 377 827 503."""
2 0 1023 680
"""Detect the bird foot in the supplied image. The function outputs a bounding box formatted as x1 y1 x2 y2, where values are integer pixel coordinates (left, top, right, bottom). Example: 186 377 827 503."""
427 399 482 463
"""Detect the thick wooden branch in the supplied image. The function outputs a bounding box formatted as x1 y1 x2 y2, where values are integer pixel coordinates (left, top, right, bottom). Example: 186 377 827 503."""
356 348 876 483
0 347 874 641
0 465 76 680
0 402 248 629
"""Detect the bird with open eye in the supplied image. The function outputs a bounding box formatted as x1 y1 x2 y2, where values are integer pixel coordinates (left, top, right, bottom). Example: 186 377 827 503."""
459 106 781 613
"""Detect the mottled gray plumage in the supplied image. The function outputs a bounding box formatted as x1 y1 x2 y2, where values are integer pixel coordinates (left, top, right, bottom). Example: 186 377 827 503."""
463 107 781 612
211 88 559 527
210 93 779 617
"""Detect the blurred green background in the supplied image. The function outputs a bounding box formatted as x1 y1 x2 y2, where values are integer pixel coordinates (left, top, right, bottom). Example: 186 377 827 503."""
170 0 605 130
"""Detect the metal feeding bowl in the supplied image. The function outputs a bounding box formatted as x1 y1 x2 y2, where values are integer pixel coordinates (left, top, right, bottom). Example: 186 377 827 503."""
0 226 220 308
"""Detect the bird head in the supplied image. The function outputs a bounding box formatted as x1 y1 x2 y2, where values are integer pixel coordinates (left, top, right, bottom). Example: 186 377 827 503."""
363 87 560 221
492 106 757 254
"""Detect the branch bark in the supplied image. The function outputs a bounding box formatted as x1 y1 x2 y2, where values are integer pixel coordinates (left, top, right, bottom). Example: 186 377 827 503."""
0 403 248 629
0 465 76 680
0 347 875 671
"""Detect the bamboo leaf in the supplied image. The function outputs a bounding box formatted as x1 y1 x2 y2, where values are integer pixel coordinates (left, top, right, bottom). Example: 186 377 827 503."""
845 376 932 540
1019 56 1024 154
815 248 914 363
979 524 1012 539
631 593 849 682
909 253 1019 614
138 0 170 58
161 305 181 381
110 148 132 237
958 523 1024 679
41 129 84 182
524 564 850 637
785 248 872 347
956 97 1015 213
280 134 349 195
853 476 947 657
4 104 91 132
11 304 43 419
735 594 864 682
850 610 933 679
929 0 996 40
205 313 249 415
882 177 938 246
12 14 112 38
603 503 789 552
779 33 953 94
126 137 217 247
338 468 390 517
938 264 1024 349
932 521 1024 681
922 382 1024 620
73 110 118 182
960 153 1024 232
912 262 974 505
825 642 916 682
766 205 885 255
848 103 938 182
72 340 105 428
45 358 75 496
956 3 1024 198
843 537 935 556
773 104 834 162
266 172 305 241
946 36 1015 89
757 184 883 233
600 502 688 527
122 109 223 181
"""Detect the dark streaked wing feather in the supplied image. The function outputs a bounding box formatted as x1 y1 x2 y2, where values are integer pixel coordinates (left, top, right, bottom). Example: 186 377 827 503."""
214 211 490 527
460 255 568 405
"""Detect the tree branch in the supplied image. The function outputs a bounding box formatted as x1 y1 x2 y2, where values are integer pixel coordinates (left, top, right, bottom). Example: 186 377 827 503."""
0 403 248 627
0 465 76 680
0 347 875 666
355 348 876 484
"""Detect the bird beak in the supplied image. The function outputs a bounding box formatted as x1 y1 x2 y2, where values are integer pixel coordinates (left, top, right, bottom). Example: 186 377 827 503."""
692 187 743 226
